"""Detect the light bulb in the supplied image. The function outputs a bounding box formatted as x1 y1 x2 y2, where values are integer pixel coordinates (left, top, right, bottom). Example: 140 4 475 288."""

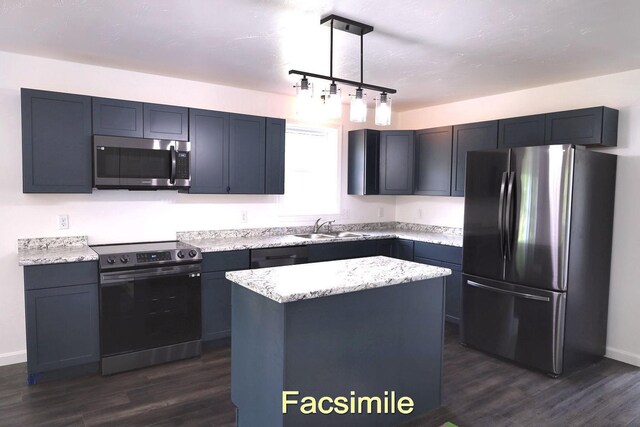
296 77 313 116
350 88 367 123
375 93 392 126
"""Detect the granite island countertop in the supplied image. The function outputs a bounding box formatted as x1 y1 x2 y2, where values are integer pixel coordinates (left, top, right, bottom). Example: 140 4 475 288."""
18 236 98 266
226 255 451 303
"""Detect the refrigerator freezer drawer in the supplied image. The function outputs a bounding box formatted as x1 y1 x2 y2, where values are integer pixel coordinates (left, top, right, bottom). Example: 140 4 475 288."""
461 275 566 375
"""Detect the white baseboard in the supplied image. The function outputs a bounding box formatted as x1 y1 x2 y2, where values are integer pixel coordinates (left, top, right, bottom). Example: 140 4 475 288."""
606 346 640 367
0 350 27 367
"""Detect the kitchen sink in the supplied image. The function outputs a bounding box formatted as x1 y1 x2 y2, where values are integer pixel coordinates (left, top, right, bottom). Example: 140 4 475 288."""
292 233 334 240
326 232 364 238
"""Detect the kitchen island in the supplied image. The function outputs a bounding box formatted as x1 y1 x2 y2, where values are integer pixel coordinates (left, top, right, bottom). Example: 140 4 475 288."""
226 256 451 427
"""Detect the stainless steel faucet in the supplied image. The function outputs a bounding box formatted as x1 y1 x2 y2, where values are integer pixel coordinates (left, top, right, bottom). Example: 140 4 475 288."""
313 217 335 233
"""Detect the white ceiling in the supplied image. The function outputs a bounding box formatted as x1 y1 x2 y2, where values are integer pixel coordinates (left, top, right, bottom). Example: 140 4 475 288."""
1 0 639 111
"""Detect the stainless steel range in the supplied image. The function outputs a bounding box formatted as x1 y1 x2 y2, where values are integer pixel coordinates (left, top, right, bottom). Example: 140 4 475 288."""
92 241 203 375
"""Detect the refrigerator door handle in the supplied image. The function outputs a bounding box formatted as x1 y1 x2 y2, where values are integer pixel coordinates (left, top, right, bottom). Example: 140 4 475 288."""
505 172 515 261
498 172 508 259
466 280 551 302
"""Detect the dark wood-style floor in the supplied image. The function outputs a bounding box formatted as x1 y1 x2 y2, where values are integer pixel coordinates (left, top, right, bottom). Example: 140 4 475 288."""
1 325 640 426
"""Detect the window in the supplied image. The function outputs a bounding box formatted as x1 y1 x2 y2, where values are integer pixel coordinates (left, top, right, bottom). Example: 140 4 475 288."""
279 125 340 216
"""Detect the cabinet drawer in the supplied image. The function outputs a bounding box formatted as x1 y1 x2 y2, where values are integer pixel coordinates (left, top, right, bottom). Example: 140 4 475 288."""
414 242 462 265
24 261 98 290
202 250 250 273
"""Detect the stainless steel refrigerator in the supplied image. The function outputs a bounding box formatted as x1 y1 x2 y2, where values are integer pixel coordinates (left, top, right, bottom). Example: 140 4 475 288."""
461 144 616 376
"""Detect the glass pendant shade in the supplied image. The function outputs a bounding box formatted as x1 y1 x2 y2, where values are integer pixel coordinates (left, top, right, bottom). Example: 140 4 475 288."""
375 93 392 126
350 88 367 123
295 77 314 116
325 83 342 120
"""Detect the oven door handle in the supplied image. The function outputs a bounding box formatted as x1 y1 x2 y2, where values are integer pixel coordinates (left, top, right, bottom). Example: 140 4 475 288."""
170 146 177 185
100 265 201 285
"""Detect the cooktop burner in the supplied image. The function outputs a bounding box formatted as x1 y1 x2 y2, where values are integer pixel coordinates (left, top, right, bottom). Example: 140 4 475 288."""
91 241 202 270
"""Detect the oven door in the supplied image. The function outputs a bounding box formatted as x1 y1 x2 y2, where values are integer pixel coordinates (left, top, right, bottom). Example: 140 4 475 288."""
100 264 202 357
94 135 191 189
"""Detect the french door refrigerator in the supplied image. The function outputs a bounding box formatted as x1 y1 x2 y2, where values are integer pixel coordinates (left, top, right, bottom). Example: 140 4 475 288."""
461 145 616 376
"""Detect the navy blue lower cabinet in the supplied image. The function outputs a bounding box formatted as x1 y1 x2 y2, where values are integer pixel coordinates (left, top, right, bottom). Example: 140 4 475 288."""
201 250 250 343
307 241 379 263
414 242 463 324
231 278 444 426
201 272 232 341
392 239 415 261
25 281 99 383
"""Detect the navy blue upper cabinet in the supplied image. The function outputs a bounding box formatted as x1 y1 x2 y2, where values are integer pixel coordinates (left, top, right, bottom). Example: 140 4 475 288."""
451 120 498 197
143 103 189 141
92 97 143 138
229 114 266 194
188 109 230 194
545 106 618 147
265 118 286 195
22 89 93 193
379 130 415 195
498 114 545 149
414 126 453 196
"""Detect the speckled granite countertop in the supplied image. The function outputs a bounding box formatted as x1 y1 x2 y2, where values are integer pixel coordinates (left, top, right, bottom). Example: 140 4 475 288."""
18 222 462 265
179 222 462 253
226 255 451 303
18 236 98 266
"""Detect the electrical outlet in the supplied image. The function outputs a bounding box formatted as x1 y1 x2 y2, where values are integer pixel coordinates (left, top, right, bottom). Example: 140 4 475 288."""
343 209 351 219
58 215 69 230
241 210 248 223
377 207 384 218
417 208 423 219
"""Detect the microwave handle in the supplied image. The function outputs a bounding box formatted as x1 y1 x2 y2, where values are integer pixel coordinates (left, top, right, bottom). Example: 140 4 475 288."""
170 146 176 184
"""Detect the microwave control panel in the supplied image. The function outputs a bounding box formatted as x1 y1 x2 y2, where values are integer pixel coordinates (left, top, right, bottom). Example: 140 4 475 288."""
176 152 190 179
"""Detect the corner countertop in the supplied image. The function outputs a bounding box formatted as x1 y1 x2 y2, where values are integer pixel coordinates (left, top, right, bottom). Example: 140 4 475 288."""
226 255 451 303
18 236 98 266
179 222 463 253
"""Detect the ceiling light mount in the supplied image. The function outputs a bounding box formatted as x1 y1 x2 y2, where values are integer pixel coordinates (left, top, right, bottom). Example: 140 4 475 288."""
289 14 396 124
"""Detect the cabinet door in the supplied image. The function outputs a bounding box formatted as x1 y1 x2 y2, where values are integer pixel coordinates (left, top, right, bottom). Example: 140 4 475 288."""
229 114 266 194
498 114 545 149
445 269 462 324
377 239 394 257
545 107 617 147
308 241 378 263
188 109 229 194
414 126 453 196
451 121 498 197
22 89 92 193
379 130 415 195
25 283 99 373
92 97 143 138
265 118 286 195
143 103 189 141
348 129 380 195
392 239 415 261
201 272 232 341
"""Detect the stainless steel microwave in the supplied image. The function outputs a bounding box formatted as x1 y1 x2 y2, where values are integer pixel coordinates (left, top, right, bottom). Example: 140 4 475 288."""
93 135 191 190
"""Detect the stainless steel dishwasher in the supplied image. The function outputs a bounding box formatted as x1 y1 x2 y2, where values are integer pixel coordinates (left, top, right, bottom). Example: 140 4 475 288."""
250 246 309 268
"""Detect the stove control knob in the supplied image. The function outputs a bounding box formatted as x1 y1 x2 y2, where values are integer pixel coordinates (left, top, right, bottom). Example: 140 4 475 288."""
106 256 116 265
120 255 129 264
176 250 185 259
188 250 198 258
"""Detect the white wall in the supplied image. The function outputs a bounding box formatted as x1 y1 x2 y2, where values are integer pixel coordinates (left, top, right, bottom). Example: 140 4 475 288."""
396 69 640 366
0 50 397 366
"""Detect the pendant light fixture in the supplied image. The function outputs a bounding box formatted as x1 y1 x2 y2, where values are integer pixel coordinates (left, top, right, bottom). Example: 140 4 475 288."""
294 76 313 116
289 15 396 125
375 92 392 126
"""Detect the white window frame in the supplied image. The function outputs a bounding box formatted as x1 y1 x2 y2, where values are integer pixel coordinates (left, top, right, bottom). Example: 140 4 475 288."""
277 123 342 220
